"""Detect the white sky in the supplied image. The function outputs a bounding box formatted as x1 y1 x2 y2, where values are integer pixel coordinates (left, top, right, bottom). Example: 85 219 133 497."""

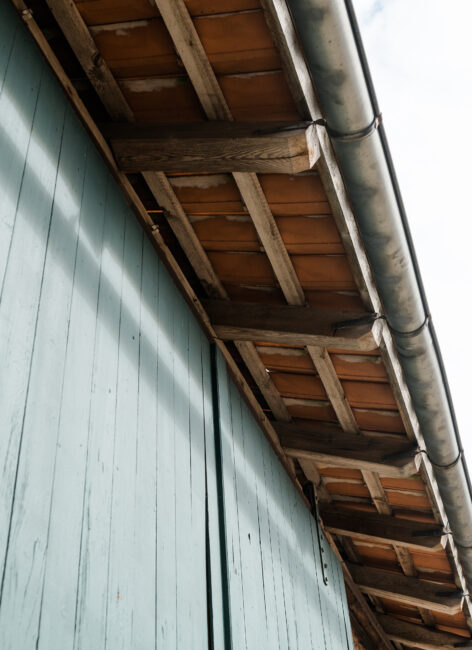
351 0 472 455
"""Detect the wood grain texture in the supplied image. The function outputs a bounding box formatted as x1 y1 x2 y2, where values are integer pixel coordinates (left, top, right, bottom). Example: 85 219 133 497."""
320 505 446 552
378 613 467 649
347 563 463 615
107 121 319 174
275 422 420 478
204 299 382 351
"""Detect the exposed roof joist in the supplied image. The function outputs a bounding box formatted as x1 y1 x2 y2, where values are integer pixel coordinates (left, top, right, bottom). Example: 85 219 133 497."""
274 422 420 478
320 505 447 552
379 614 468 650
203 299 382 351
347 563 464 615
105 121 320 174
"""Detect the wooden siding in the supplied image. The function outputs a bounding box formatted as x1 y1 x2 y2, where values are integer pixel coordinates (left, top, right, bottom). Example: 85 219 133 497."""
216 349 354 649
0 5 211 646
0 3 354 648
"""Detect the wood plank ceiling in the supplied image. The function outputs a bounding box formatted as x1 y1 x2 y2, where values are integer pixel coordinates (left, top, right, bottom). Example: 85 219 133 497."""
15 0 472 647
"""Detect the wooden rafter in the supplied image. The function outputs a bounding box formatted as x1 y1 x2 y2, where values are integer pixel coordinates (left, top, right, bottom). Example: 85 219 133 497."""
347 563 464 615
378 614 468 650
153 0 306 307
274 422 420 478
105 121 320 174
320 505 446 552
203 299 382 351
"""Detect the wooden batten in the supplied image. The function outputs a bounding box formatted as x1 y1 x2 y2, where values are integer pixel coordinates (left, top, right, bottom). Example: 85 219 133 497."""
378 614 468 650
275 422 420 478
203 299 382 351
347 563 464 614
105 121 320 174
319 505 447 551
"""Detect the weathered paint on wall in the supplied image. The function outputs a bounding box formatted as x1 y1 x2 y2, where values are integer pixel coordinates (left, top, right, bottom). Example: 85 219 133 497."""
0 2 354 648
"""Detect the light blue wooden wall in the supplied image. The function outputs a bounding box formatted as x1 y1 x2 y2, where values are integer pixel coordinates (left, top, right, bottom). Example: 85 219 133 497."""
215 351 354 650
0 2 353 648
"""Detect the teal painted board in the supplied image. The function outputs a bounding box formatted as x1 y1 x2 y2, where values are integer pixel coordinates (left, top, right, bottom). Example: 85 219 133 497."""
74 175 127 649
215 349 355 650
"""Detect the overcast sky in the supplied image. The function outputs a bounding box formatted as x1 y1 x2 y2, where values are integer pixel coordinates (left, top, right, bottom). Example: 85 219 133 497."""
351 0 472 454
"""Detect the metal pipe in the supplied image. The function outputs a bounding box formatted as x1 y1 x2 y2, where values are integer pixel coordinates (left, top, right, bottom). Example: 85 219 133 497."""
286 0 472 586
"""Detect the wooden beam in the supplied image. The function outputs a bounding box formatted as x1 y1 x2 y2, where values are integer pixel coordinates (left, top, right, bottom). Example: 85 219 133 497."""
106 121 320 174
274 422 419 478
348 564 464 615
235 340 291 422
154 0 306 306
203 300 382 351
319 505 447 552
44 0 134 121
378 614 469 650
306 346 359 432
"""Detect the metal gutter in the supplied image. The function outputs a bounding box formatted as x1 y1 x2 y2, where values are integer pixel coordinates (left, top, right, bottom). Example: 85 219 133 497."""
286 0 472 587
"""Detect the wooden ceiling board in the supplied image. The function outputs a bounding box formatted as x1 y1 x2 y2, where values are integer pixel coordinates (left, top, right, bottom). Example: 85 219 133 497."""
319 467 364 480
353 408 405 434
88 11 280 79
386 491 431 511
352 542 399 571
325 481 371 499
223 284 285 304
381 477 427 492
305 290 365 312
285 400 337 423
194 10 280 75
409 549 452 574
219 70 299 122
90 19 181 78
259 173 330 208
207 250 275 286
433 610 469 629
256 345 314 374
331 353 388 383
192 214 344 254
343 380 398 411
292 254 357 291
75 0 160 25
185 0 261 16
169 174 245 214
191 215 261 252
119 76 206 122
75 0 262 26
271 372 326 401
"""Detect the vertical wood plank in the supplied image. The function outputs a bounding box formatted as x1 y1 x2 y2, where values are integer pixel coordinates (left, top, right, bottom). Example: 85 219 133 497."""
187 318 209 648
155 261 177 648
0 2 18 92
37 139 107 649
132 234 159 649
105 212 143 649
0 24 43 295
0 89 76 648
74 176 127 648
